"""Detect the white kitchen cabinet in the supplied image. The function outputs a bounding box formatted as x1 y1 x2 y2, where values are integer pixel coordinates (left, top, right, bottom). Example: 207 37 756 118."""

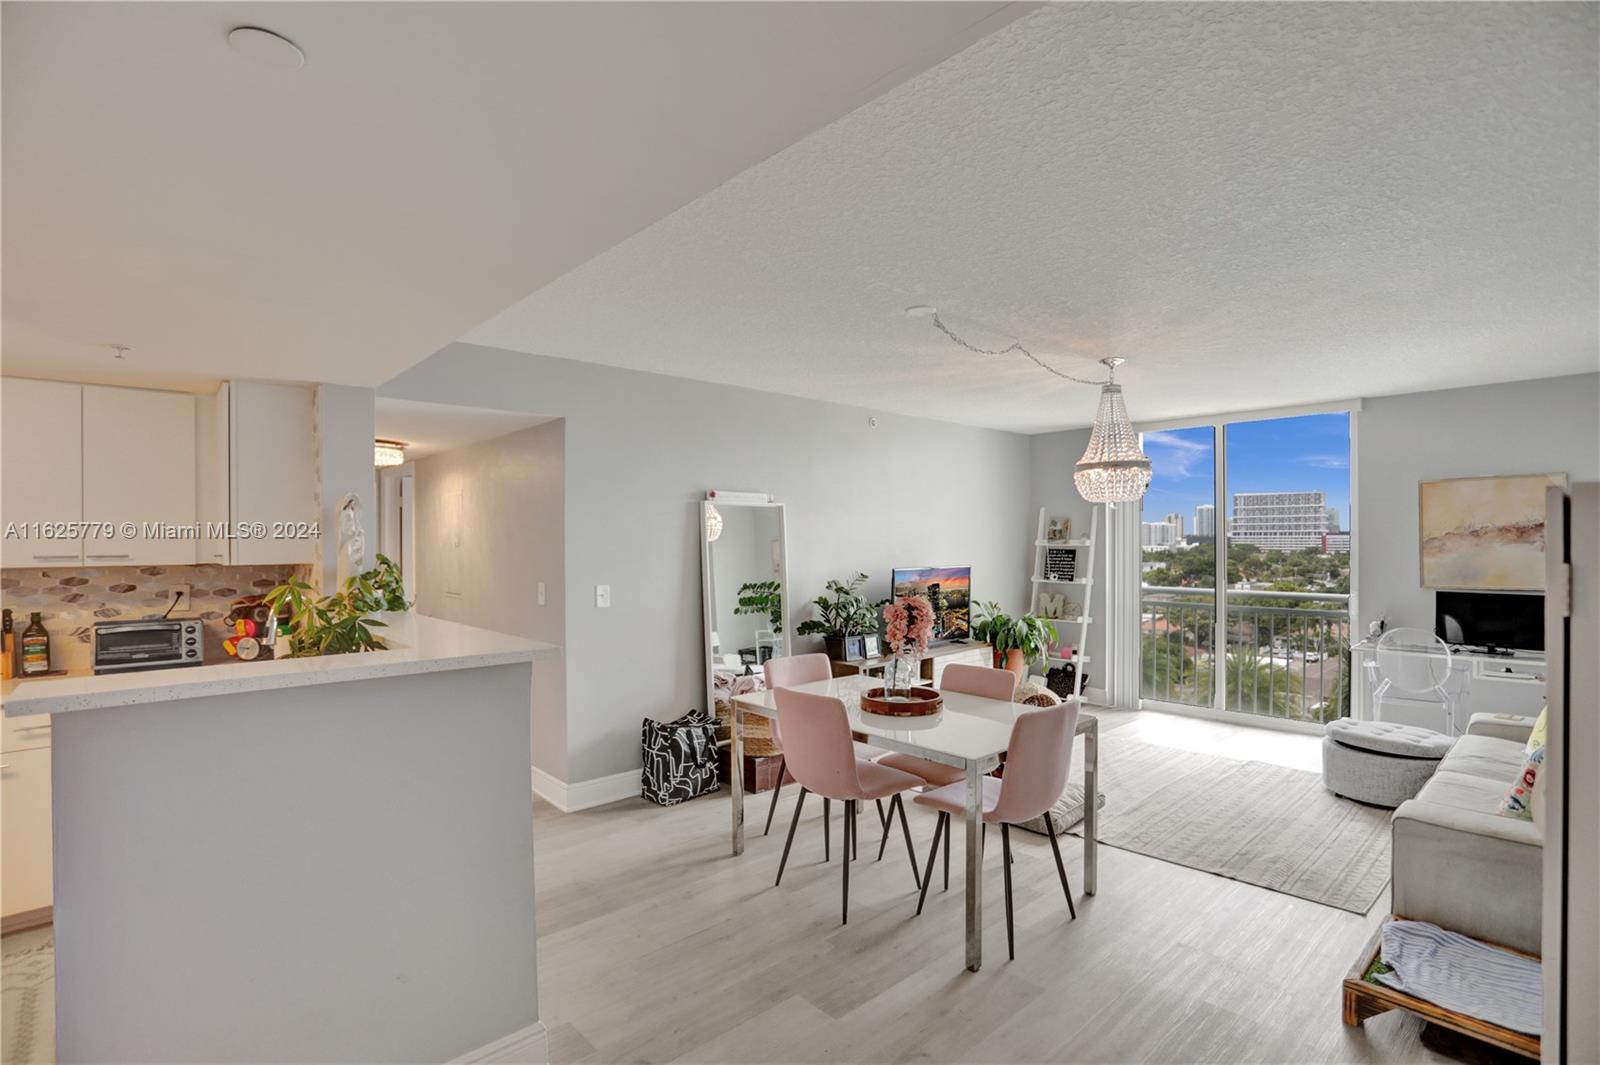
228 381 318 566
82 385 197 566
195 384 232 565
1 744 53 923
1 378 84 568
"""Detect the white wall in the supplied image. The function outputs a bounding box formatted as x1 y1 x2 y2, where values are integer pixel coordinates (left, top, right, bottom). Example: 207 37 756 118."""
383 343 1033 784
314 383 378 594
1356 373 1600 635
412 421 567 781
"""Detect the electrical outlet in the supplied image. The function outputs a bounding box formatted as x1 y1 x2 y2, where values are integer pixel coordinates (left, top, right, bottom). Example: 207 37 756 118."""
172 583 192 615
595 584 611 609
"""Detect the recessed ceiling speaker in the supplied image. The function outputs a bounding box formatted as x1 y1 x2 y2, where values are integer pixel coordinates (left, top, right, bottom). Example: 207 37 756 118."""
227 26 305 69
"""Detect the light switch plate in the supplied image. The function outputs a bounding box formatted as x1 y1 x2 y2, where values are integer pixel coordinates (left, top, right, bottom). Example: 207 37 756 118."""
595 584 611 608
537 581 547 606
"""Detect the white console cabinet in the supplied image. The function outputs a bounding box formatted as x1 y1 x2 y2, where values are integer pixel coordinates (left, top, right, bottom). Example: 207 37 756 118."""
1352 637 1547 736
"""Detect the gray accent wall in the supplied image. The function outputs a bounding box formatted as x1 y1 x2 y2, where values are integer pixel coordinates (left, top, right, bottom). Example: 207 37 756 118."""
385 342 1034 784
1356 373 1599 635
412 419 568 781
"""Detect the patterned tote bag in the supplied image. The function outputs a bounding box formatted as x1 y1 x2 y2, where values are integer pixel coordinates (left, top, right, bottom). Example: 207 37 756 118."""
641 708 722 806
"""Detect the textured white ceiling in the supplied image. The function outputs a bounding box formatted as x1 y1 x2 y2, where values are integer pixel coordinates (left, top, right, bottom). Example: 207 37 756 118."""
1 1 1020 389
467 3 1599 434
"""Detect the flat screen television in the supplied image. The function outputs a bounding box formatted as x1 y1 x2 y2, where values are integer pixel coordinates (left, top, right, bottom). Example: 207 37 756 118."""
1435 590 1544 652
891 566 972 643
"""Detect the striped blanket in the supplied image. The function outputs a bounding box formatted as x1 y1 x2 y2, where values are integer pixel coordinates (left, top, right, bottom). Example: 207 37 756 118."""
1375 920 1542 1036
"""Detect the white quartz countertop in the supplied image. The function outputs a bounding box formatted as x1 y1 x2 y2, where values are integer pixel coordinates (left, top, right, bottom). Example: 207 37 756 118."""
1 612 558 717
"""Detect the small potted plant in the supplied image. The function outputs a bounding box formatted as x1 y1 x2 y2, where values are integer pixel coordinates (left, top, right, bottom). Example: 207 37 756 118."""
795 573 886 661
972 601 1058 682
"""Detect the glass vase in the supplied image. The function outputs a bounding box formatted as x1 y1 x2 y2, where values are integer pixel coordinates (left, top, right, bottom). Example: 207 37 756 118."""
886 652 919 697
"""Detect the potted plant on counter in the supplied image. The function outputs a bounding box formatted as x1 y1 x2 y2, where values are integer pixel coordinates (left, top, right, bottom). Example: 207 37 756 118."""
263 553 412 657
795 572 886 661
972 601 1059 682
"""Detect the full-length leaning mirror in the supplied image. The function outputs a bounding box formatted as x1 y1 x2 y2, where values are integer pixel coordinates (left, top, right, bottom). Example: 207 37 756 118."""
700 492 789 726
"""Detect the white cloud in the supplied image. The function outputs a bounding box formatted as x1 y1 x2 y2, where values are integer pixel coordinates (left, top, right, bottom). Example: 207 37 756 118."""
1142 430 1210 479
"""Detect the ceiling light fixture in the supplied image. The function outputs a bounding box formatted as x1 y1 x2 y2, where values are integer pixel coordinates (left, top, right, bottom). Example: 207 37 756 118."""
1072 358 1153 504
918 309 1151 504
227 26 306 69
374 439 407 468
109 344 130 360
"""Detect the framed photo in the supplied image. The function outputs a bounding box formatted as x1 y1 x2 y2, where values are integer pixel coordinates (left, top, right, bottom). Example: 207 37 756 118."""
843 635 867 662
1046 517 1072 542
861 634 881 659
1419 473 1567 591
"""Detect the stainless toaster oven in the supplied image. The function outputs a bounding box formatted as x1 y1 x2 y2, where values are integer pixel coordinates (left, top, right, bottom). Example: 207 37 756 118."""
92 619 204 674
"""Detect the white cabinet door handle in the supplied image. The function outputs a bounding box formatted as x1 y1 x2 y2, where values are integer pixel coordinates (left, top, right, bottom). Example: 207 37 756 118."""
32 554 79 561
86 553 131 560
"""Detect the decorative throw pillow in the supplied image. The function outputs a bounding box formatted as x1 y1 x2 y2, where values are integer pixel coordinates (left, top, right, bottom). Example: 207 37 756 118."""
1498 742 1545 821
1526 705 1548 755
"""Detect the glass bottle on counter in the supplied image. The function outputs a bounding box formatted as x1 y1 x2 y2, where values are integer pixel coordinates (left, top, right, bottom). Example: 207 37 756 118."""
20 612 51 676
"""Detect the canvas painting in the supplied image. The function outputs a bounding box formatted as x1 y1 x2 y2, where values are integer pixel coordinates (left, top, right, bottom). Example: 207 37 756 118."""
1419 473 1566 591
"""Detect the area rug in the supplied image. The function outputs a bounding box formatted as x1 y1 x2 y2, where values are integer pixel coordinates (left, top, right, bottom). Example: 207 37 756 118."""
1070 733 1391 914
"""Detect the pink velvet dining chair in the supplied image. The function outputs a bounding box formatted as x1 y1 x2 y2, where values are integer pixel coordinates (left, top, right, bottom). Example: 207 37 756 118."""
772 687 925 924
912 697 1081 960
761 654 887 858
875 663 1017 888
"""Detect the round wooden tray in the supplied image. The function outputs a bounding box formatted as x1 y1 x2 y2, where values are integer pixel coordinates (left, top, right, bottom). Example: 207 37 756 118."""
860 686 943 717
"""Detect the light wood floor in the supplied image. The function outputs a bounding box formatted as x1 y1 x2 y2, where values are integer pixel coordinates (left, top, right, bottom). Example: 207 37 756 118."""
532 708 1501 1065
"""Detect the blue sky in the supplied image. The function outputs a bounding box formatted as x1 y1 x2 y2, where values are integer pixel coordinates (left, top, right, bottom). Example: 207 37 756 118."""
1140 412 1352 530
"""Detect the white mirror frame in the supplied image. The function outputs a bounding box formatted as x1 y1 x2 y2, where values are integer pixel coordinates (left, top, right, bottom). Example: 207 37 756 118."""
700 494 790 723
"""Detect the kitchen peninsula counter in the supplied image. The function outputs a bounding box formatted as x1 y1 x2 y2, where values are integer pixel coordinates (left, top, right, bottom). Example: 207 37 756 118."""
1 611 552 716
5 612 557 1064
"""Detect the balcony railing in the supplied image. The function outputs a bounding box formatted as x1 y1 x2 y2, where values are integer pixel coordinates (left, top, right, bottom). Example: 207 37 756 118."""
1140 585 1351 724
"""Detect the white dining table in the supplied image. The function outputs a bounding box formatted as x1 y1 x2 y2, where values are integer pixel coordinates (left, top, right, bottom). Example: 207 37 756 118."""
730 675 1099 972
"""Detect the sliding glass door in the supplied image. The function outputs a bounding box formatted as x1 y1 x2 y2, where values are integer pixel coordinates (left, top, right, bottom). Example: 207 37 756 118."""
1138 426 1217 708
1140 411 1353 724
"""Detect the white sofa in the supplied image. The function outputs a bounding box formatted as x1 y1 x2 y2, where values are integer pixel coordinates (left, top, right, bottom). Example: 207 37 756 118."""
1390 713 1541 955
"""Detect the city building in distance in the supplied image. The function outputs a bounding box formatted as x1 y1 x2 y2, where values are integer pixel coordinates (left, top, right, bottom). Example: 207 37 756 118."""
1228 491 1349 553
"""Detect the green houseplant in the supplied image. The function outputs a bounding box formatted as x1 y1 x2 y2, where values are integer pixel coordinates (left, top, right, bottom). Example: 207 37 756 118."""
972 601 1058 680
263 553 412 657
795 572 886 660
733 580 783 634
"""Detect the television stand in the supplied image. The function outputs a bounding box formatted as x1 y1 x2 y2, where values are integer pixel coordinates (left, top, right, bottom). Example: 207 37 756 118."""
829 640 991 684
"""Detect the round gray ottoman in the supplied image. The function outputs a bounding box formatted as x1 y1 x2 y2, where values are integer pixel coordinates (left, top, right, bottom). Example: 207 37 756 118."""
1321 718 1453 808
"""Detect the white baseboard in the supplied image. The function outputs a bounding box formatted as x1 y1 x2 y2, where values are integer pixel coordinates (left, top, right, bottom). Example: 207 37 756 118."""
1084 686 1109 707
449 1021 548 1065
531 766 640 812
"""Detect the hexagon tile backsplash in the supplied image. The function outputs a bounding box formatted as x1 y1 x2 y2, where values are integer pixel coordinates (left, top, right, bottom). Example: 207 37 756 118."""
1 564 308 672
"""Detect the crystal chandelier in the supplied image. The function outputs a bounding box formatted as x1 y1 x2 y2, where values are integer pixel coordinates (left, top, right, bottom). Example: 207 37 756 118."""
915 309 1151 503
374 439 407 468
1073 358 1152 504
704 503 724 542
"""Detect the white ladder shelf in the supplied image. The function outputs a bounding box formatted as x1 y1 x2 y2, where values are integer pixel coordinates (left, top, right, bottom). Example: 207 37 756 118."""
1028 505 1099 701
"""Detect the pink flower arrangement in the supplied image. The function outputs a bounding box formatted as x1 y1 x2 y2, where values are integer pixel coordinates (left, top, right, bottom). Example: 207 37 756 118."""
884 594 936 659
